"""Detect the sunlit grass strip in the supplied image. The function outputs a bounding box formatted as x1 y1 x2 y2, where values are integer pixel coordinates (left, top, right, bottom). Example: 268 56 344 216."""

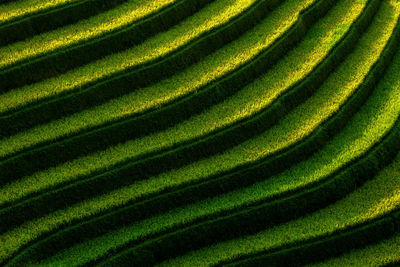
3 1 346 180
0 0 356 180
0 0 264 92
0 1 297 139
0 0 321 183
0 0 365 171
310 232 400 267
220 214 398 266
33 94 400 267
0 0 366 208
159 154 400 266
0 0 179 68
0 0 214 91
0 0 305 115
13 64 400 265
0 0 359 230
0 0 82 24
1 6 399 264
3 2 390 241
0 0 129 46
0 1 330 143
0 0 390 213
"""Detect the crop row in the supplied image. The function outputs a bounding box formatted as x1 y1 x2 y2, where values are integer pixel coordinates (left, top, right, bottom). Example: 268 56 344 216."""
310 232 400 266
0 0 323 179
0 0 374 187
1 0 84 24
3 0 400 264
6 53 400 264
0 0 218 91
1 2 399 263
0 0 288 136
28 122 400 266
0 0 128 45
161 153 400 267
221 211 400 266
0 0 381 229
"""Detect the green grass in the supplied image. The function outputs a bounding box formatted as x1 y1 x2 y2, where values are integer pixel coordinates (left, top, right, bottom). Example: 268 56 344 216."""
0 0 310 116
0 0 359 159
0 0 389 211
32 47 400 265
0 0 367 162
310 232 400 266
158 153 400 266
0 0 179 67
1 2 400 263
1 0 400 264
0 0 82 24
0 0 259 70
0 0 136 47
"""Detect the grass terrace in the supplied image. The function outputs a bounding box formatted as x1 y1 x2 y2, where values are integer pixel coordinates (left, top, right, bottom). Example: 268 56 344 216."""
0 0 399 265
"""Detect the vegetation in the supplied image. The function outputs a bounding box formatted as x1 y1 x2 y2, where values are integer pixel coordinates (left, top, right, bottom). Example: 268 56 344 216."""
0 0 290 114
0 0 378 224
0 0 195 68
0 0 322 185
1 0 399 265
0 0 289 132
159 152 400 266
310 233 400 266
0 0 130 45
0 0 82 23
9 23 400 264
0 0 388 235
0 0 316 149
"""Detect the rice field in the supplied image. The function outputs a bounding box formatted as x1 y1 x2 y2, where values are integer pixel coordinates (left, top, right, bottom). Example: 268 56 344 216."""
0 0 399 266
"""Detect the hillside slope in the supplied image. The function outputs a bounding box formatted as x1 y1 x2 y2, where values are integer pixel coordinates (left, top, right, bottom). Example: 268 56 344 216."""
0 0 399 266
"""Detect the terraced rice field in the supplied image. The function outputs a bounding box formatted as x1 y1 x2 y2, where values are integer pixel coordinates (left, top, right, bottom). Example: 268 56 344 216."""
0 0 399 265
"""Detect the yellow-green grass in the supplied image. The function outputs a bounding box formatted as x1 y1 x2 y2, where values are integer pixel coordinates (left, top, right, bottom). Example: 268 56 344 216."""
0 0 367 162
0 0 361 161
159 152 400 266
0 0 261 71
0 0 183 68
0 0 82 24
0 0 134 47
2 4 399 263
310 233 400 266
33 54 400 266
0 0 312 116
0 0 390 210
0 0 351 159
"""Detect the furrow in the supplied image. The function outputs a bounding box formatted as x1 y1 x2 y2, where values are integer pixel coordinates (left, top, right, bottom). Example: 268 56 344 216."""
155 150 400 266
0 0 287 137
0 0 375 186
0 0 378 227
225 211 400 267
0 0 326 180
2 0 399 264
25 58 400 265
1 4 399 264
1 0 87 24
0 0 129 45
33 108 400 267
0 0 281 93
0 0 218 91
309 232 400 266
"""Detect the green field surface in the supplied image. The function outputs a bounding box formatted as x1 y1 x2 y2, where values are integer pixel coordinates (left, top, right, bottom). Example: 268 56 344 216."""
0 0 133 45
0 0 82 23
0 0 299 117
0 0 391 226
0 0 399 265
310 233 400 266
